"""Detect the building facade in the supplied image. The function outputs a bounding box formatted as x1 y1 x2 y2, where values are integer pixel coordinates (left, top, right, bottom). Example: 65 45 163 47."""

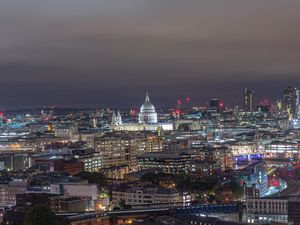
138 150 197 174
0 179 27 208
246 198 288 224
244 88 254 112
283 86 299 118
111 186 181 208
93 132 163 170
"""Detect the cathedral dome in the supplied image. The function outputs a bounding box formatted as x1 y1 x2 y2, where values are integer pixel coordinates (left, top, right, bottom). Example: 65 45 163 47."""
139 92 157 124
140 92 155 113
140 102 155 113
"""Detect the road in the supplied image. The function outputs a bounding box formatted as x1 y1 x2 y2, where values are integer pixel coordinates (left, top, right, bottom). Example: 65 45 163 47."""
271 168 300 197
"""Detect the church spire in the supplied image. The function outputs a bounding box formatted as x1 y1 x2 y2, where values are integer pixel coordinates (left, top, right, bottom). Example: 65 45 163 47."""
111 110 117 125
145 91 150 103
117 110 122 125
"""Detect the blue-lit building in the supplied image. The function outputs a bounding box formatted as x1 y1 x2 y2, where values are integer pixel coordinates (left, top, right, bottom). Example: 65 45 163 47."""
235 161 268 197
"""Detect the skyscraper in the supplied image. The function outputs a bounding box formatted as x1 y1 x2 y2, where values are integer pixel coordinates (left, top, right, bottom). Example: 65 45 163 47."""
209 99 220 112
296 89 300 106
244 88 254 112
283 86 299 117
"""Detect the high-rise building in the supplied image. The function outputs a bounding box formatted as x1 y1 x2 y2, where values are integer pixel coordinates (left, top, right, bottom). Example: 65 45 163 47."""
244 88 254 112
283 86 299 117
275 99 283 114
209 99 220 112
0 111 3 127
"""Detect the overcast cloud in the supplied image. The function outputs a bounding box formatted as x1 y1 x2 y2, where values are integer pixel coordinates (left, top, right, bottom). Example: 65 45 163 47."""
0 0 300 109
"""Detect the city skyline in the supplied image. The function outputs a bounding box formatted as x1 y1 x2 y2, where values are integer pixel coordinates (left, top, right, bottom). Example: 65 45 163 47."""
2 2 300 225
0 86 298 111
1 1 300 109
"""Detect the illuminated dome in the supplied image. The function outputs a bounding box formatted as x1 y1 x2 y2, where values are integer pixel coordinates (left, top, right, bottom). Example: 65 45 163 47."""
140 95 156 113
139 92 158 124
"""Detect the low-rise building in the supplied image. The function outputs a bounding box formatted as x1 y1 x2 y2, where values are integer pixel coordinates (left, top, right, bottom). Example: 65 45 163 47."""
194 145 235 171
288 197 300 225
0 153 31 172
58 212 109 225
0 179 28 208
54 123 78 139
92 132 163 170
15 193 58 212
51 196 87 213
235 161 268 197
189 160 222 177
264 141 300 160
50 182 98 210
246 197 288 224
137 150 196 174
101 165 129 180
78 152 102 172
112 186 181 208
53 159 84 176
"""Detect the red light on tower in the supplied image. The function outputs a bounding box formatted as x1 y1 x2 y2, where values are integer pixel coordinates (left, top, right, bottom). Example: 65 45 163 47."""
186 97 191 102
219 101 225 109
130 108 138 117
177 99 182 105
0 111 3 126
260 98 270 106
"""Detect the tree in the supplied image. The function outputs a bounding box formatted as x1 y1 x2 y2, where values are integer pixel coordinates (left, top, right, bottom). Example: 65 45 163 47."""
140 172 157 183
140 172 171 185
178 123 190 131
222 179 243 199
118 199 127 209
77 171 107 186
174 174 219 192
24 206 57 225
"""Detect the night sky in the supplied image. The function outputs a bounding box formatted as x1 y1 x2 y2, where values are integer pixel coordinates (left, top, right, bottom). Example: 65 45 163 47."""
1 0 300 109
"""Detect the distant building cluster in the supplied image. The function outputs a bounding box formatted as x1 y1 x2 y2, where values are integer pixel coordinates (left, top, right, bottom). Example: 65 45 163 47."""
1 88 300 225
